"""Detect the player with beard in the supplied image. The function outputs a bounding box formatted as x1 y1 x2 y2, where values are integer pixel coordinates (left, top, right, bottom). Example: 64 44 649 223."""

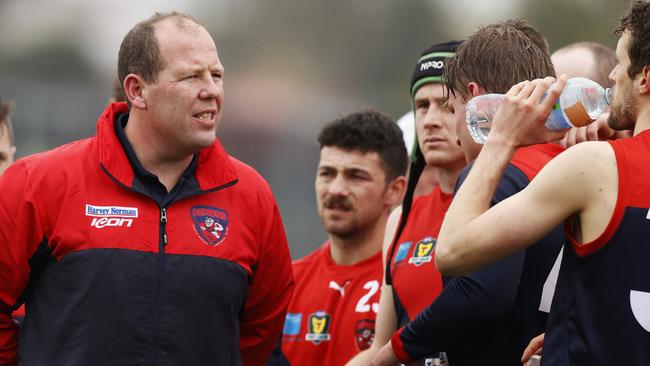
267 110 407 365
435 2 650 364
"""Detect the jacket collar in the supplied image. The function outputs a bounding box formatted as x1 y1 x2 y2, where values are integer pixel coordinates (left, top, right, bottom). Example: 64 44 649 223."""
97 102 238 191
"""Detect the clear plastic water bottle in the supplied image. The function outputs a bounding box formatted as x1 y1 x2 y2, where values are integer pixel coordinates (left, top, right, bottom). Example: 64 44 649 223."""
465 77 612 144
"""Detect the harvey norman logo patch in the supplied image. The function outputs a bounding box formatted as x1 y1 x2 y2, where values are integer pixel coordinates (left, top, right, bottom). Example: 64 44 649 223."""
86 204 138 229
191 205 229 246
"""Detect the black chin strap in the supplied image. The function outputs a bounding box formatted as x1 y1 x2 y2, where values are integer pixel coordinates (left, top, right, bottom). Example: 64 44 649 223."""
385 147 425 285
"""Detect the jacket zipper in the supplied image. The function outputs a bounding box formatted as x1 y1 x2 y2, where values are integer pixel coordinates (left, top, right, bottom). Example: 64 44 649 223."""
100 164 238 363
151 207 168 365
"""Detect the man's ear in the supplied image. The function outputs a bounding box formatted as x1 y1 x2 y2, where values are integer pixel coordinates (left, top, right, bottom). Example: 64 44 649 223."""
385 175 407 208
639 66 650 95
468 82 486 98
123 74 147 109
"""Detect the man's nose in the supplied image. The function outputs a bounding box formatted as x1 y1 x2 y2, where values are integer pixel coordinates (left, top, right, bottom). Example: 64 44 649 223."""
199 74 222 99
327 175 349 195
421 106 443 129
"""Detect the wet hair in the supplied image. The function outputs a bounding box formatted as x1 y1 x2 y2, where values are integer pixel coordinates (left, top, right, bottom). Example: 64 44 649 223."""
318 109 408 182
445 19 555 101
0 98 15 146
616 1 650 79
117 11 201 105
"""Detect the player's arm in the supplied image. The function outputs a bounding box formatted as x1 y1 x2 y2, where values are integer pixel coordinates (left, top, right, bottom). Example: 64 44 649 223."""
436 76 612 275
373 166 529 365
240 194 294 366
345 206 401 366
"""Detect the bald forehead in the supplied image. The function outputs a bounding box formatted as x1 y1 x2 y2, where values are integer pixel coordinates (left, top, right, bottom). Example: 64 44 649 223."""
155 16 205 35
551 47 596 79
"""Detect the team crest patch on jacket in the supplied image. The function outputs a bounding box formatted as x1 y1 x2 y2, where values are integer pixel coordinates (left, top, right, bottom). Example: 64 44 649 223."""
191 205 229 246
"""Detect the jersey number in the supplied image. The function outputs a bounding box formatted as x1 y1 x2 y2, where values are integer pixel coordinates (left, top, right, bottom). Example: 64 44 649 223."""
355 280 380 313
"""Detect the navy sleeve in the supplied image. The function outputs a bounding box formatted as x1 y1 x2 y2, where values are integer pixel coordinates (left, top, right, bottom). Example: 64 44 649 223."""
396 164 530 361
454 162 528 204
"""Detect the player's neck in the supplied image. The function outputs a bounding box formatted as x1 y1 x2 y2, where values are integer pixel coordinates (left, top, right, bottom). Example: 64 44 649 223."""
125 115 195 191
633 104 650 136
328 219 385 266
433 163 464 195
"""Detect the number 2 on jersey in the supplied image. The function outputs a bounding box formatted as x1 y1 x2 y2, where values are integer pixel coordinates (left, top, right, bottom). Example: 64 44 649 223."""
355 280 380 313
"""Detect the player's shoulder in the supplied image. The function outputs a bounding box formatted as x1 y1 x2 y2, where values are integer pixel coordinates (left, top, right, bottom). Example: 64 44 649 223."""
292 243 328 274
527 141 616 201
548 141 615 175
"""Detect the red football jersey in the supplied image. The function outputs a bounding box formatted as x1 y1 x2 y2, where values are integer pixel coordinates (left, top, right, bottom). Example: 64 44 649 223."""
280 242 382 365
388 187 450 322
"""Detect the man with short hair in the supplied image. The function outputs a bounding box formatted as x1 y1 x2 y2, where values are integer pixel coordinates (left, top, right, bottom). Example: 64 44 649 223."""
0 99 16 176
372 20 566 366
270 109 407 365
436 1 650 364
552 41 616 88
552 41 631 146
0 12 293 365
349 41 468 366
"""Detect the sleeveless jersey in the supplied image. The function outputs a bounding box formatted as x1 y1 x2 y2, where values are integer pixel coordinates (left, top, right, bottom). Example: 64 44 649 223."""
279 242 382 365
544 131 650 365
388 187 450 326
391 143 566 366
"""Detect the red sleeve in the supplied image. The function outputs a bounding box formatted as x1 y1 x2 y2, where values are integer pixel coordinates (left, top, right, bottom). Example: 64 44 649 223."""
239 193 294 366
391 327 416 365
0 162 45 365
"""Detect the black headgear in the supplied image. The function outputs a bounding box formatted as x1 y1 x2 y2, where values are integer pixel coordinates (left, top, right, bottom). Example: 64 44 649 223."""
410 40 463 98
385 40 464 286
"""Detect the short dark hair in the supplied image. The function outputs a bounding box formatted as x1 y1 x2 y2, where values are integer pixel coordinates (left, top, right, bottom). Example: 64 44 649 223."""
117 11 200 104
616 1 650 80
318 109 408 182
0 98 15 146
445 19 555 101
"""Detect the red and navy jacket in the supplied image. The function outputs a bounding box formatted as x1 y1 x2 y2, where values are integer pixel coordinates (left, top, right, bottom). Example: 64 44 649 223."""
0 102 294 365
269 242 382 365
391 144 566 366
543 131 650 365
